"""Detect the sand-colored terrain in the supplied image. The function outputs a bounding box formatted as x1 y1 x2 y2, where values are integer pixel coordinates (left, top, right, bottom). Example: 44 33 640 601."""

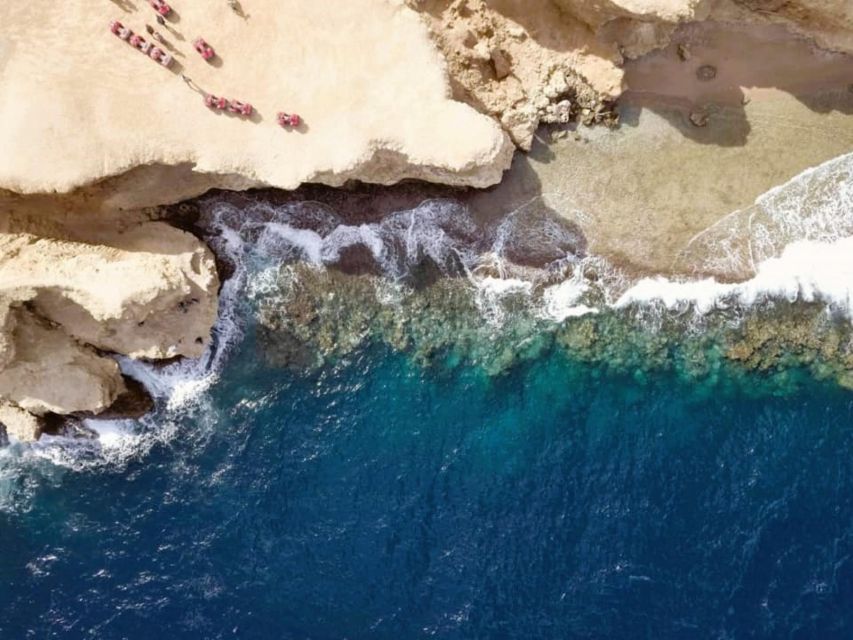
0 0 514 202
471 21 853 278
3 0 847 202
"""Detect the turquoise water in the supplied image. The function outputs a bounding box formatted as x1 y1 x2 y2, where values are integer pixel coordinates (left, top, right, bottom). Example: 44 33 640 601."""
2 329 853 638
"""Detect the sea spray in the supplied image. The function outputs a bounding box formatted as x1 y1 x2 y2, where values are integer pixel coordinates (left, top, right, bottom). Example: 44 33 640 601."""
1 152 850 476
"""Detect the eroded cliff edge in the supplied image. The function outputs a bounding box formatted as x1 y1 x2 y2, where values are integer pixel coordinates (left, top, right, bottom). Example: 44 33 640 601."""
0 205 218 440
0 0 850 441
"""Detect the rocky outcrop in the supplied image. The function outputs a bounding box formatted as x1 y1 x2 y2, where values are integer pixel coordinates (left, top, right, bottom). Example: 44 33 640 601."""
0 306 126 417
406 0 625 147
406 0 853 147
554 0 711 26
0 214 218 441
0 226 217 359
0 402 44 443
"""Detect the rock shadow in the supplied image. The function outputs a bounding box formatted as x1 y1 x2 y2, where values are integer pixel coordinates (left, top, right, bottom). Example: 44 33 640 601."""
227 0 250 20
109 0 137 13
467 145 589 263
184 151 588 281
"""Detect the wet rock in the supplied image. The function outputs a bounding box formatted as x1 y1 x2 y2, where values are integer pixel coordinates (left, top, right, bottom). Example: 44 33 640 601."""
696 64 717 81
689 109 709 127
498 209 587 268
328 243 382 276
93 376 154 420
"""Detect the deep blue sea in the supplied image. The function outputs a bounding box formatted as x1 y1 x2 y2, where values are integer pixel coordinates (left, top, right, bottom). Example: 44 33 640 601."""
2 329 853 639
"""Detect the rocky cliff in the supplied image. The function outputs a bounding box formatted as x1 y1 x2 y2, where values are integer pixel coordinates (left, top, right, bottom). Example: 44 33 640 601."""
0 207 218 441
0 0 850 441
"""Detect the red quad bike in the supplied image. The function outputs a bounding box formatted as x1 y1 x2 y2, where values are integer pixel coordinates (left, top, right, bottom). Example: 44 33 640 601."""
110 20 132 40
149 47 173 68
205 95 230 111
205 96 253 117
228 100 253 117
277 112 301 128
193 38 215 61
109 20 171 67
150 0 172 17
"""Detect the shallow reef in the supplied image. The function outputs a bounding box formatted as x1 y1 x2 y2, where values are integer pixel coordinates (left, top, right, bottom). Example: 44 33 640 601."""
254 265 852 396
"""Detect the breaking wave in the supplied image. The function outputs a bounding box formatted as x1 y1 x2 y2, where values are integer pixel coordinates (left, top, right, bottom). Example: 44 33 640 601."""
627 151 853 317
0 151 850 490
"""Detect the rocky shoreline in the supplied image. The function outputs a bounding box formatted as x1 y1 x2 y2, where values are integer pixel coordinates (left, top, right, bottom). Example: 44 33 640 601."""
0 0 851 441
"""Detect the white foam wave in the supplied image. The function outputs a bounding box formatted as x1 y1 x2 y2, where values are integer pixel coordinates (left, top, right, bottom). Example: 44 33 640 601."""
540 276 598 322
471 276 533 327
617 237 853 317
750 151 853 262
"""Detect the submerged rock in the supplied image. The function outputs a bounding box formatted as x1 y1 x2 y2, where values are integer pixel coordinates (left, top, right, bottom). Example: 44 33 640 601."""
689 109 710 127
252 262 853 393
696 64 718 81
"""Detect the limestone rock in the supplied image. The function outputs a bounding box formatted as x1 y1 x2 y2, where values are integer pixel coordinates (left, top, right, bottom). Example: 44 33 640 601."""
541 99 573 124
553 0 712 27
0 307 126 416
406 0 625 148
407 0 853 149
0 213 220 435
0 402 43 443
720 0 853 53
0 222 219 359
0 0 514 208
490 48 513 79
689 109 710 126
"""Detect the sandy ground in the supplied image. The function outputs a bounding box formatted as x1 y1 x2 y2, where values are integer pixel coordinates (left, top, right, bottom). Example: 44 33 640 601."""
0 0 512 198
624 21 853 107
470 21 853 279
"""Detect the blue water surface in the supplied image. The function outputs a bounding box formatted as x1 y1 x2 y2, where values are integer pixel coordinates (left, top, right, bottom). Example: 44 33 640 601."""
2 333 853 639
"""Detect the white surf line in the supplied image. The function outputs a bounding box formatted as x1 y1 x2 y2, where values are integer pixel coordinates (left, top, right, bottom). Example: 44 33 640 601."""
673 151 853 278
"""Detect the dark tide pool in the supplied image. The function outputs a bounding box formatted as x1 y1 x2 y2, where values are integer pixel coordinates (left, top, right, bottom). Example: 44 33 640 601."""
2 336 853 639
